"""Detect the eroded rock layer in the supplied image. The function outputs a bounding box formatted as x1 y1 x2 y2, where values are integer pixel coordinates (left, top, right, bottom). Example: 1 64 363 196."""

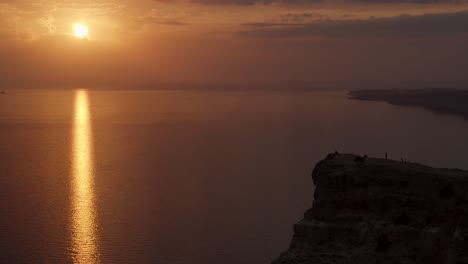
274 154 468 264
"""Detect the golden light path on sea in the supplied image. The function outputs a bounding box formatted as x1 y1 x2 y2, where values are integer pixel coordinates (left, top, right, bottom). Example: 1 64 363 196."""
71 89 99 264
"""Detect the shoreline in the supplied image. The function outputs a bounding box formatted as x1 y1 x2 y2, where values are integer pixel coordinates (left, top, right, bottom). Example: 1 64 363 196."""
349 89 468 119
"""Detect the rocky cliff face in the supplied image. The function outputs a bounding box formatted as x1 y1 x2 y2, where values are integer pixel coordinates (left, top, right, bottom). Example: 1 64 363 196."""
274 154 468 264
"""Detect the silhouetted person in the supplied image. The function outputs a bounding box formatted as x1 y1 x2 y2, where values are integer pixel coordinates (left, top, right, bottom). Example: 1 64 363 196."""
354 155 364 162
354 155 368 162
385 152 388 160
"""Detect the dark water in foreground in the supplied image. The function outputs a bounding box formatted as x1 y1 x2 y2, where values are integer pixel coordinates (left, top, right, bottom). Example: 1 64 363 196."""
1 89 468 264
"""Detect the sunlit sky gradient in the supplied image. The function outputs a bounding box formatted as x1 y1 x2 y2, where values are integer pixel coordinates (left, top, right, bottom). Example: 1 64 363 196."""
1 0 468 89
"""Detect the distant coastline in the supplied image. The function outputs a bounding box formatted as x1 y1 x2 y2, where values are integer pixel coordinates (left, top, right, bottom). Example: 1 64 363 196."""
349 89 468 119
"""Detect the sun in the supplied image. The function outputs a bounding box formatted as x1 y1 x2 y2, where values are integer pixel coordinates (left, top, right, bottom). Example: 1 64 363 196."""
73 23 89 39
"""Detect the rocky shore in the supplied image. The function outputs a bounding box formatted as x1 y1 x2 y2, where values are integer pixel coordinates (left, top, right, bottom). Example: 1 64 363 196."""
349 89 468 119
273 154 468 264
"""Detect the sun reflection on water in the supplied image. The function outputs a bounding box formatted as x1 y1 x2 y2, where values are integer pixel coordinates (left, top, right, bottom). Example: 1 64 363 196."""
71 89 99 263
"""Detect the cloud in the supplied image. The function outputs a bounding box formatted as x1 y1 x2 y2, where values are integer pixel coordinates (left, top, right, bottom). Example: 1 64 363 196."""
138 9 192 26
185 0 467 5
241 12 325 28
239 11 468 38
242 22 305 27
190 0 322 5
280 12 325 22
352 0 467 3
37 16 56 35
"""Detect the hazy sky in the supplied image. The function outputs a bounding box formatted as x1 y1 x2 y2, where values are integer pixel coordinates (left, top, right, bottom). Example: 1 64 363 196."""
1 0 468 89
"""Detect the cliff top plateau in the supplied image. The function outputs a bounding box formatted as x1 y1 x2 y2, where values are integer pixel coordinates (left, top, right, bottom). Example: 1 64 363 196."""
274 153 468 264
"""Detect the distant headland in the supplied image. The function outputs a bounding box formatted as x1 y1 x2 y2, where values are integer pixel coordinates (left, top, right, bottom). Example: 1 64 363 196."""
349 89 468 119
273 153 468 264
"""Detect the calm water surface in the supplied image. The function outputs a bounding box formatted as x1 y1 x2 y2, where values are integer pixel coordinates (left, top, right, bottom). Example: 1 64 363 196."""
1 89 468 264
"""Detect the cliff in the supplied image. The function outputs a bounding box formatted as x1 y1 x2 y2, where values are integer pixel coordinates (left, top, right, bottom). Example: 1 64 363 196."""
273 154 468 264
349 89 468 119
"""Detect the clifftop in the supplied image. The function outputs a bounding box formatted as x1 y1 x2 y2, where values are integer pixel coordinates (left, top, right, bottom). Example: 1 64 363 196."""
274 154 468 264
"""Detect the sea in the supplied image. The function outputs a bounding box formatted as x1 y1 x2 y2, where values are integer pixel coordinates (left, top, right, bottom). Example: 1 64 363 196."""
1 89 468 263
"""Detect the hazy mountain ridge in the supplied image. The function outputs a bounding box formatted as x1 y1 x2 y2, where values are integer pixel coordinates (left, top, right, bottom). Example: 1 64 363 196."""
274 154 468 264
349 89 468 119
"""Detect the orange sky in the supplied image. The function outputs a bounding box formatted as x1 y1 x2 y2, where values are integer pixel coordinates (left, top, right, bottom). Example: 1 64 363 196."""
1 0 468 89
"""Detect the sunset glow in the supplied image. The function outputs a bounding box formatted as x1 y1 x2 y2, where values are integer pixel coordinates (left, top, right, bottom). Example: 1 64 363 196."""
73 23 89 39
0 0 467 87
2 0 468 262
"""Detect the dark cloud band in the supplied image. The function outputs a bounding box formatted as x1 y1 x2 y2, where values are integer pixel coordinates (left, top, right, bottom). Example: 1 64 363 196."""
239 11 468 37
189 0 466 5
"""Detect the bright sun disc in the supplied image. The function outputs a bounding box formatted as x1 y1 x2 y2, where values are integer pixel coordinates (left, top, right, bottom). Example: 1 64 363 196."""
74 23 89 39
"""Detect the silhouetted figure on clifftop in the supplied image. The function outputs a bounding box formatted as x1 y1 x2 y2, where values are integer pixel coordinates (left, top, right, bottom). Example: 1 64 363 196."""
354 155 367 162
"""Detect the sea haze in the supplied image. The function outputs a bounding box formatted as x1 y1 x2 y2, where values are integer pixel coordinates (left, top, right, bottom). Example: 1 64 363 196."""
1 89 468 264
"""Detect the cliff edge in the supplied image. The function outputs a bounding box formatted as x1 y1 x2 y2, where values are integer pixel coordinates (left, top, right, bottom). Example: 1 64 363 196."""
274 154 468 264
